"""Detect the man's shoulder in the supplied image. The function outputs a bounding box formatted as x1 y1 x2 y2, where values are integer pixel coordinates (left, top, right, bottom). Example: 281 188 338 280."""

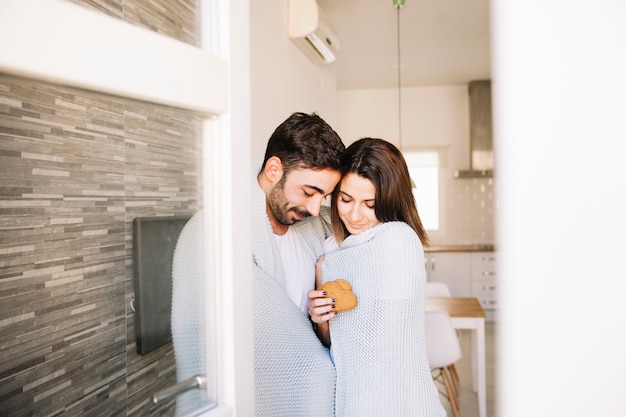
291 206 332 244
319 205 331 223
295 207 330 230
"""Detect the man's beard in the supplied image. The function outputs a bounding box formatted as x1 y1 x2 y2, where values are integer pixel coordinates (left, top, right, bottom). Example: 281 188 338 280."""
267 175 310 225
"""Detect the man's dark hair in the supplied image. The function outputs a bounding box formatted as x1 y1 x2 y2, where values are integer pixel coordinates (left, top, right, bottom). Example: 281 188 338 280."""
261 112 345 174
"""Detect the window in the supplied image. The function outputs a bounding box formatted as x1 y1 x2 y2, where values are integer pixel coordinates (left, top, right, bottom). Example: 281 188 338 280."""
404 151 440 231
0 1 235 414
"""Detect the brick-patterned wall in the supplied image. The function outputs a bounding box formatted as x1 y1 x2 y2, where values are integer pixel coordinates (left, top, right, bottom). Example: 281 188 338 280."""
0 1 203 416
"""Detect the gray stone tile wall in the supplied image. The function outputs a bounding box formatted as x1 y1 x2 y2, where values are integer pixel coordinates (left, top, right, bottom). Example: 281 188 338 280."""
0 1 204 415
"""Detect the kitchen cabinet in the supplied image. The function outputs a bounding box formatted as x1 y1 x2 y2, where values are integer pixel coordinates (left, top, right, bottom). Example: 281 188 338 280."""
470 252 498 314
425 249 499 321
424 252 471 297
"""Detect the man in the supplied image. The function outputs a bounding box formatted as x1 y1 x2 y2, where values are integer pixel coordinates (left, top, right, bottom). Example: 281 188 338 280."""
251 112 345 417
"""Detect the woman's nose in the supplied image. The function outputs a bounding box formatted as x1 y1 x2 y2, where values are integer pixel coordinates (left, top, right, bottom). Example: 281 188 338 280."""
348 205 362 221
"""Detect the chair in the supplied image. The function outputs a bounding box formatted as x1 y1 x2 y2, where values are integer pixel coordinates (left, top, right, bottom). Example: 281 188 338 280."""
425 281 460 394
425 281 452 297
425 310 463 417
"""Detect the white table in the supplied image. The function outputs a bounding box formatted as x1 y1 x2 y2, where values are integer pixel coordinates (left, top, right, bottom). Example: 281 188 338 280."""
426 297 486 417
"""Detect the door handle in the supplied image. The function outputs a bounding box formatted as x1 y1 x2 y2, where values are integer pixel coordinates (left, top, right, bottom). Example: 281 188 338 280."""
151 374 207 405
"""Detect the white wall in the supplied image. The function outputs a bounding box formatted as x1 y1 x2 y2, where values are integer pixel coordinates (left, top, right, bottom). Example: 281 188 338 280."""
336 86 470 167
494 1 626 416
249 0 338 164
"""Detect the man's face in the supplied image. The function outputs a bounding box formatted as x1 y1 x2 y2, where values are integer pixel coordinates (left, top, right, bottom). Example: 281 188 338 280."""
267 168 341 226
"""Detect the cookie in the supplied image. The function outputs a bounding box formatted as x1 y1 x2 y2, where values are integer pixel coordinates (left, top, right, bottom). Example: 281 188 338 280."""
317 279 358 311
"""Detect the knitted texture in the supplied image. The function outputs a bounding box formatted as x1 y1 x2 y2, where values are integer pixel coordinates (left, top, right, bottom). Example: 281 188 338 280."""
251 169 336 417
322 222 445 417
171 211 211 415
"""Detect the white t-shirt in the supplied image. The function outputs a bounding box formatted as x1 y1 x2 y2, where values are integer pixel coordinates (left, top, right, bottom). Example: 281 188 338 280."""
274 227 316 313
323 235 339 253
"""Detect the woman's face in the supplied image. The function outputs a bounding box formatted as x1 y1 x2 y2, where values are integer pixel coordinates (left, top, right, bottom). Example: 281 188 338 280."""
336 173 381 235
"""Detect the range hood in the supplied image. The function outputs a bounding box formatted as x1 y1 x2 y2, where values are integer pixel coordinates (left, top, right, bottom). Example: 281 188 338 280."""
454 80 494 178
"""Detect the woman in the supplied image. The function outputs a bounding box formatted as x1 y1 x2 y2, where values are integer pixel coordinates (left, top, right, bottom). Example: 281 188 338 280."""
308 138 445 417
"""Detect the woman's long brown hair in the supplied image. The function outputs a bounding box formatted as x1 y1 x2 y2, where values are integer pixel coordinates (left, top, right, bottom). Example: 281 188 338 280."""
330 137 430 247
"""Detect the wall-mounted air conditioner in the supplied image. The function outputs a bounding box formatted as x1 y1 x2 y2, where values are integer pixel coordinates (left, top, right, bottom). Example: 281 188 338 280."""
288 0 340 64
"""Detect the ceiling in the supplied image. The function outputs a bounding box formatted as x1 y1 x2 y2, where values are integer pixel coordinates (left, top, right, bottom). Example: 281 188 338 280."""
316 0 491 90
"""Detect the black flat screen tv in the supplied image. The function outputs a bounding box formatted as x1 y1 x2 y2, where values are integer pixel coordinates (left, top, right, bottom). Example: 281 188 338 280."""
132 215 191 355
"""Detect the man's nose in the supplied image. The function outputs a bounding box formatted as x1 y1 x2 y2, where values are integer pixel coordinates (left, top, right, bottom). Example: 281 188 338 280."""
306 196 323 217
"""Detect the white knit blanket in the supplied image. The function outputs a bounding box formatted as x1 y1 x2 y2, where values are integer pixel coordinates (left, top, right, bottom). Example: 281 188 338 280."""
171 211 211 415
251 170 336 417
322 222 445 417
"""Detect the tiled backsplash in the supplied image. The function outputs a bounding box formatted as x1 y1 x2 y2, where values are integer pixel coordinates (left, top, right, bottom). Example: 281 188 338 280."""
428 170 495 245
0 1 203 416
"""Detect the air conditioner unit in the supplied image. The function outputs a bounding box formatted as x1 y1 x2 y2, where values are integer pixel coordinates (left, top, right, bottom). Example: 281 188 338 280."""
288 0 340 64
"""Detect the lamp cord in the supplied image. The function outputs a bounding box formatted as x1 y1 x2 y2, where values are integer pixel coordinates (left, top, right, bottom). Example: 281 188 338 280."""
395 1 403 149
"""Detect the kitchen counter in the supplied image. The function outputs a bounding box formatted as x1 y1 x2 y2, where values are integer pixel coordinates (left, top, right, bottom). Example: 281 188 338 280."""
425 244 495 253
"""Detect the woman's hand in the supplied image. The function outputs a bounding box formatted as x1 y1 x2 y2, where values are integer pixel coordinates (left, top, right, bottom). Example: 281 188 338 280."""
307 290 336 324
308 289 334 348
311 254 336 323
310 254 334 347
